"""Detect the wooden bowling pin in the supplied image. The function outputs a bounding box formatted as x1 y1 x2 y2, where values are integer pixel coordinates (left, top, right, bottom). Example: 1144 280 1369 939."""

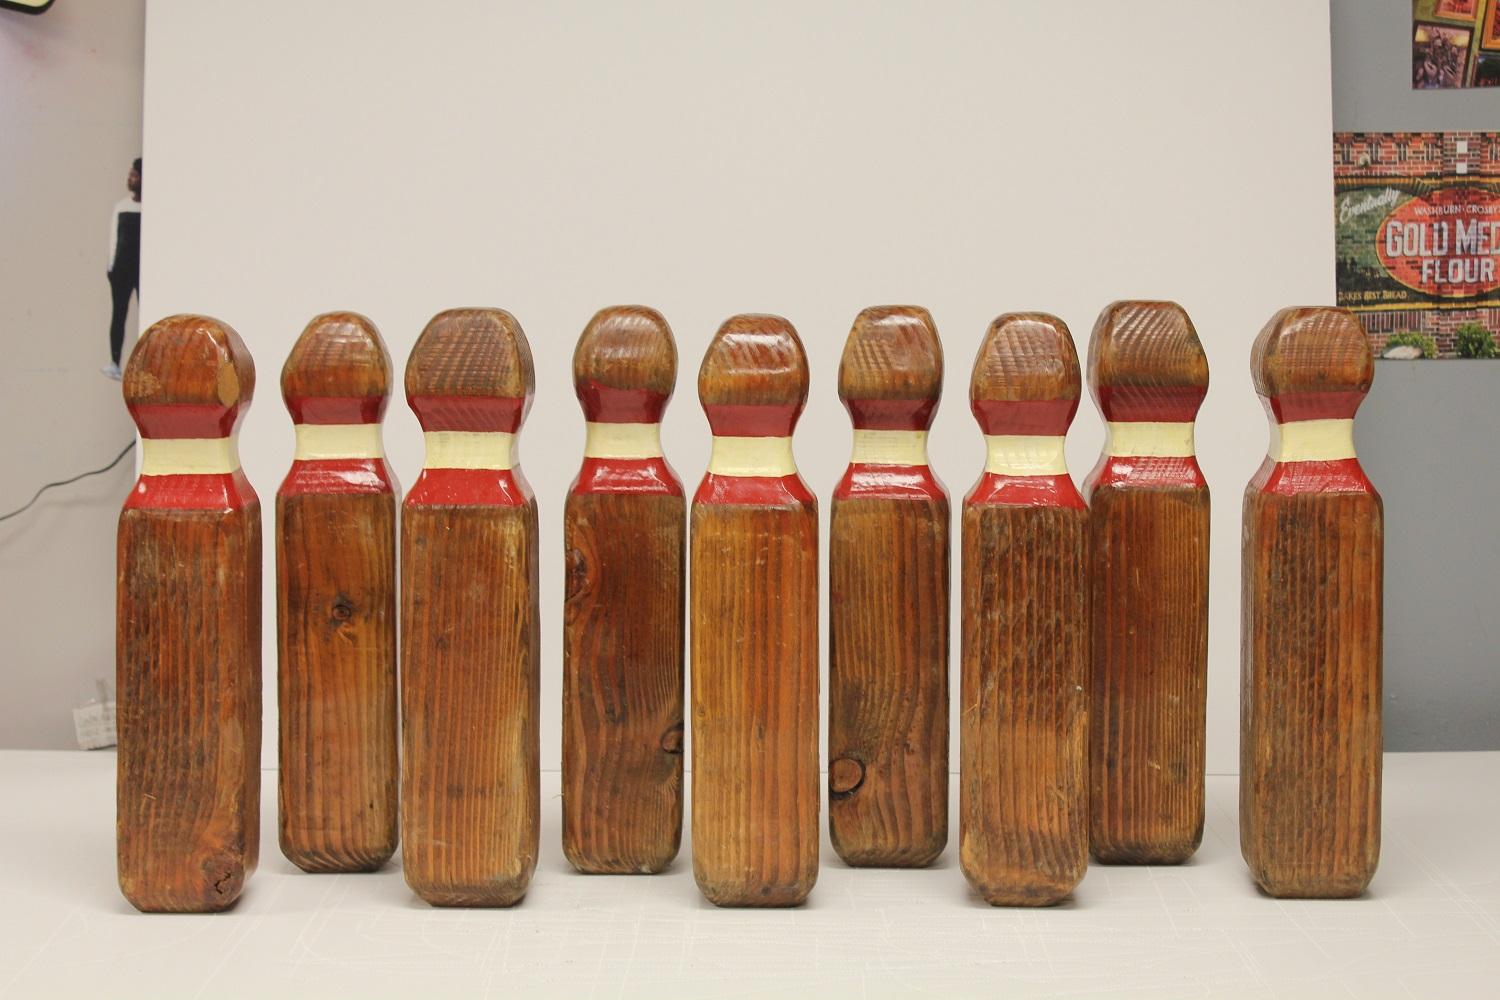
563 305 685 874
1084 301 1210 865
1241 307 1381 898
401 308 540 907
276 312 399 873
691 314 819 907
959 313 1088 907
828 305 949 867
116 315 261 912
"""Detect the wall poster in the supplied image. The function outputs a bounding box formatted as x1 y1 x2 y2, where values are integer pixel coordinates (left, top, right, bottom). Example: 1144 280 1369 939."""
1413 0 1500 89
1335 131 1500 358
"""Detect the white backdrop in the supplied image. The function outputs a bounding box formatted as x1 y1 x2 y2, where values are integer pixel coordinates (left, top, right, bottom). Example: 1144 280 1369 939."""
142 0 1334 775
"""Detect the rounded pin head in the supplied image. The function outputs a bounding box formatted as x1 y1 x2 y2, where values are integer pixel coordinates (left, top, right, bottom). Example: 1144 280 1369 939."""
573 306 677 422
405 308 535 431
281 312 392 423
1252 307 1373 400
124 314 255 437
838 306 942 409
969 312 1080 435
1088 301 1208 421
697 313 809 412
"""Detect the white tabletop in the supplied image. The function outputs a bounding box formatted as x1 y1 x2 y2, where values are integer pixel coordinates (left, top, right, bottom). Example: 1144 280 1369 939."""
1 750 1496 999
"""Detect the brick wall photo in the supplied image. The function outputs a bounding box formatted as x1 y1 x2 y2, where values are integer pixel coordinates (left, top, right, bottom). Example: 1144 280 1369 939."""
1335 131 1500 358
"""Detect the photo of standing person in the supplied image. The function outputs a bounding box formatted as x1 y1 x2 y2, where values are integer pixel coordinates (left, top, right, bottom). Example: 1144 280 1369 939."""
102 157 140 381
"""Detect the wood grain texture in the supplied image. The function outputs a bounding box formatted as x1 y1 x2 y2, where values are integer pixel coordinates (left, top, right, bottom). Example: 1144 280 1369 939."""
1084 301 1210 865
400 308 539 907
571 304 679 400
959 313 1088 907
1241 307 1382 899
276 312 398 873
117 314 261 913
563 305 685 874
691 314 819 907
828 305 948 867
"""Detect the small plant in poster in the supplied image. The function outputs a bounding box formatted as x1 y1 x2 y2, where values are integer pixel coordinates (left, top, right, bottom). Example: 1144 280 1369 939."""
1414 22 1474 88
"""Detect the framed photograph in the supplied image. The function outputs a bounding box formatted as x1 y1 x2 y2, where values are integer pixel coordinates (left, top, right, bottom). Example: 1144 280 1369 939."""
1476 53 1500 85
1414 22 1473 88
1484 1 1500 49
1435 0 1480 22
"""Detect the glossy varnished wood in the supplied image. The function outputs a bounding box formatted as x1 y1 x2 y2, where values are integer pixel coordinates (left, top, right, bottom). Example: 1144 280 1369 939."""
563 306 685 874
828 305 948 867
401 308 539 907
276 312 398 873
1085 301 1210 864
959 313 1088 906
1241 307 1381 898
117 315 261 912
691 314 819 907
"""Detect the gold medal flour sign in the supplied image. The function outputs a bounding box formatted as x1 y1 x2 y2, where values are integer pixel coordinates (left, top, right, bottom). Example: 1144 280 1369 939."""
1375 186 1500 298
1335 132 1500 358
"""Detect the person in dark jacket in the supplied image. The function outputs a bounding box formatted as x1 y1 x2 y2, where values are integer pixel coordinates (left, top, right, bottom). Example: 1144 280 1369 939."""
102 158 141 381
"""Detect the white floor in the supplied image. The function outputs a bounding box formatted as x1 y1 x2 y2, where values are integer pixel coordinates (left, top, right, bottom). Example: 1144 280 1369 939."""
0 751 1496 999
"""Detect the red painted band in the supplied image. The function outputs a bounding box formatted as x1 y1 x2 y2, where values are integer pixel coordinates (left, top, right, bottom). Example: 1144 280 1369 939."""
284 395 386 425
406 394 527 433
970 398 1079 436
693 473 815 506
570 457 684 497
1252 457 1375 496
576 382 669 424
1083 455 1206 493
1094 385 1206 423
964 472 1086 510
403 468 532 507
123 470 258 512
1267 391 1366 424
127 403 242 439
833 464 947 501
278 459 396 498
702 403 803 438
842 397 938 431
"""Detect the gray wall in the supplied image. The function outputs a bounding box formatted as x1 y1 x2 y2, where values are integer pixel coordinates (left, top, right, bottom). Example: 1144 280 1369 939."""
0 1 144 747
1332 0 1499 130
1357 364 1500 750
1332 0 1500 750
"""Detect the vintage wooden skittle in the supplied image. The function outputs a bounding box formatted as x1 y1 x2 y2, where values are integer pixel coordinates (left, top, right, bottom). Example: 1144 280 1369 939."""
1241 307 1381 899
401 308 540 907
276 312 398 873
1084 301 1210 865
117 315 261 912
691 314 819 907
959 312 1088 907
828 305 948 867
563 305 685 874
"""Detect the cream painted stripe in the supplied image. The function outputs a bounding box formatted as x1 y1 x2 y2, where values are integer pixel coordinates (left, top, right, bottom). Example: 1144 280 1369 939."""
850 429 928 467
708 435 797 477
294 423 385 461
423 430 515 470
140 436 240 476
984 435 1068 476
1106 421 1196 458
584 421 663 459
1271 418 1356 463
